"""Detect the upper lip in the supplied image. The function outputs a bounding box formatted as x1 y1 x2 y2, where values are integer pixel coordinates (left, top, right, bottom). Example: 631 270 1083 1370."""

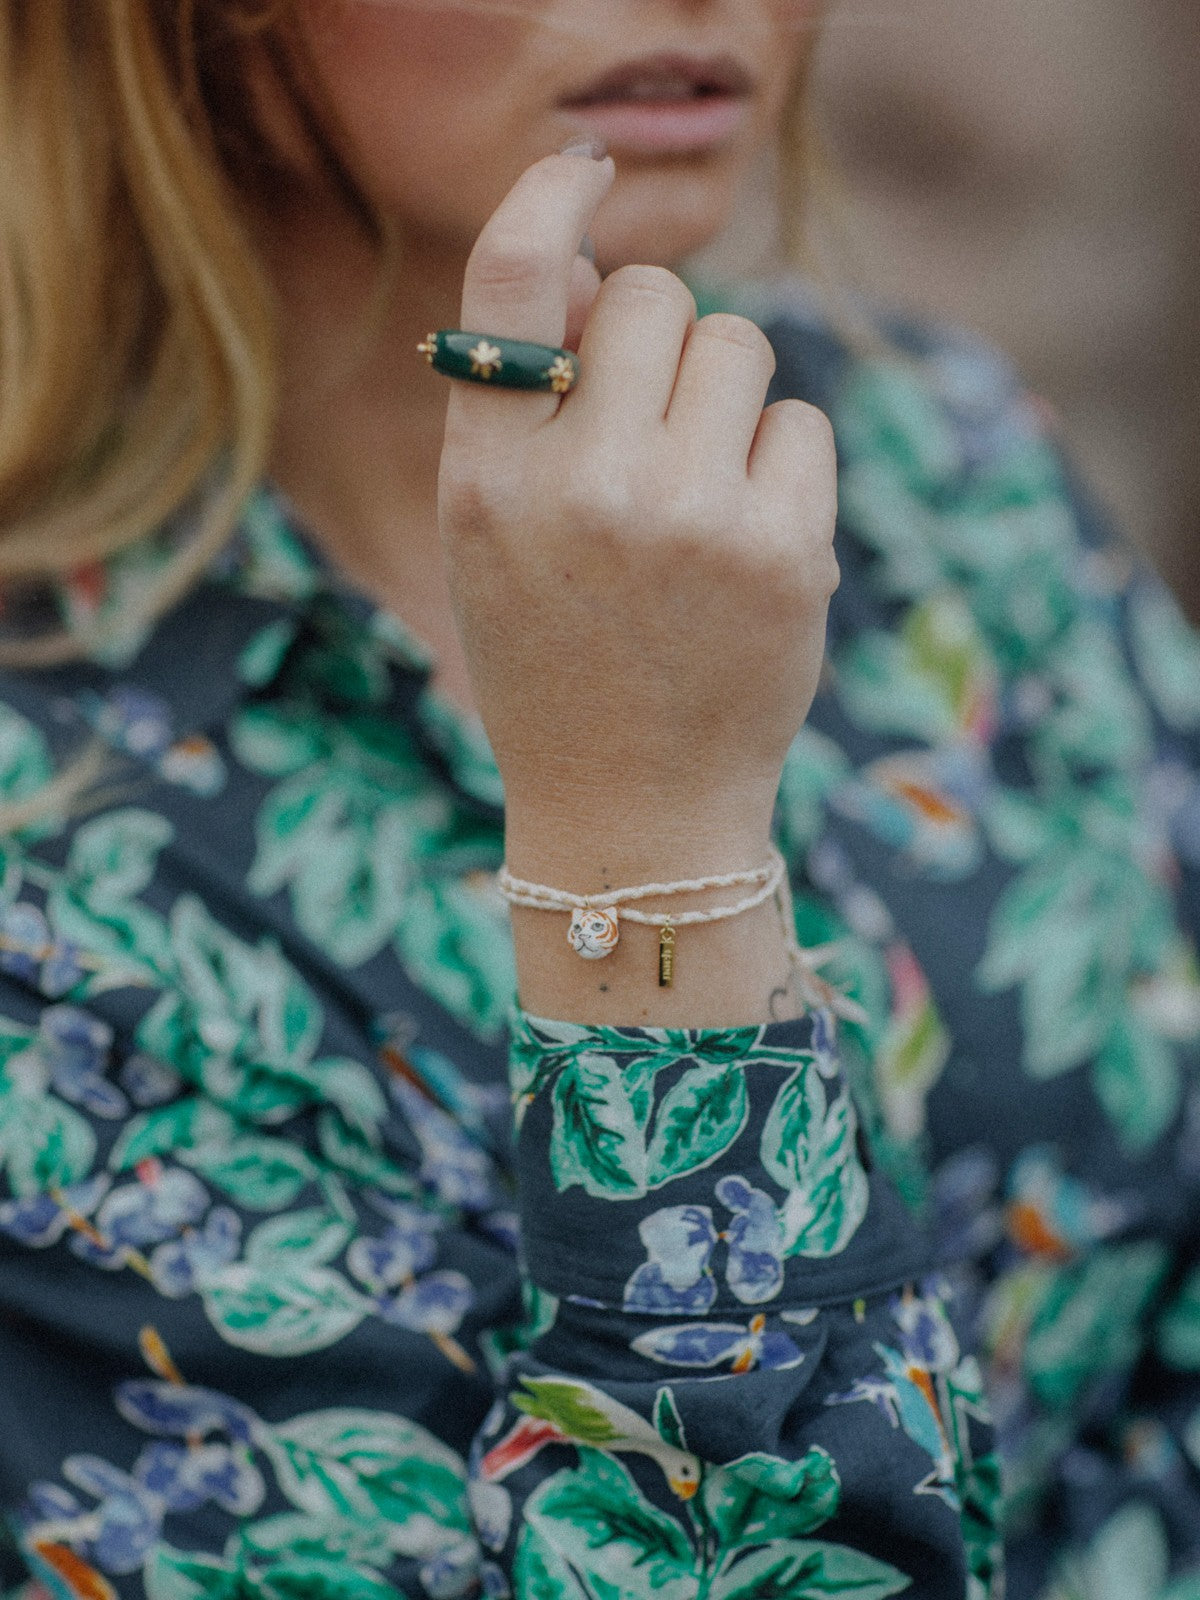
561 51 756 106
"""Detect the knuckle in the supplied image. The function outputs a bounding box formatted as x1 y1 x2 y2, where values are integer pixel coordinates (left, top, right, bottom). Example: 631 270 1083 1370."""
823 548 842 598
695 313 776 367
467 234 546 295
779 398 835 451
604 263 696 315
800 535 842 604
761 549 816 611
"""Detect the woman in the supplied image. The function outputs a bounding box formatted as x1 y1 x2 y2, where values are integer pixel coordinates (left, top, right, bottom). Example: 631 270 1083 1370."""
1 3 1198 1597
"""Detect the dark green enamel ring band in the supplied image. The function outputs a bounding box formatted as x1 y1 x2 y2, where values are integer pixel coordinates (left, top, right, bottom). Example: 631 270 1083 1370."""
416 330 580 395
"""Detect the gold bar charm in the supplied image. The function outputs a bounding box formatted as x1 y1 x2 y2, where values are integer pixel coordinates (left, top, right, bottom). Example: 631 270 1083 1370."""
658 919 676 987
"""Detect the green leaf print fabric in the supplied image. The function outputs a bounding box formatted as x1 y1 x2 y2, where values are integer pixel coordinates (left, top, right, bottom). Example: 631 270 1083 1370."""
1 284 1198 1600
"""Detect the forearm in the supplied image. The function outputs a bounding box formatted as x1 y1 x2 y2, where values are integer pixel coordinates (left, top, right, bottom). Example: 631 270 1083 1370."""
504 797 803 1028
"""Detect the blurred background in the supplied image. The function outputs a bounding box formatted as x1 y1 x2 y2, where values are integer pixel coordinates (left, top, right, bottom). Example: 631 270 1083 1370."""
698 0 1200 617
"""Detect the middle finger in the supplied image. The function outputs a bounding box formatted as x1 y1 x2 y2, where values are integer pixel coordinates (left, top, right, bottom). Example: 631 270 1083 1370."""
568 265 697 435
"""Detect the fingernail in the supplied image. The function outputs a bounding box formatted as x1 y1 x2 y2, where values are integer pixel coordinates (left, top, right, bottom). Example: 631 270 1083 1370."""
579 233 597 264
559 136 609 160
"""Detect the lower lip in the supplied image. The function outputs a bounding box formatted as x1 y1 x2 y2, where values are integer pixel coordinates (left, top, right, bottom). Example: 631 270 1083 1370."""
560 95 748 156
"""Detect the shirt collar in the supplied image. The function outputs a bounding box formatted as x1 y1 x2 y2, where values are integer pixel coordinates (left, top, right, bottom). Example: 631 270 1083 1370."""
43 481 505 816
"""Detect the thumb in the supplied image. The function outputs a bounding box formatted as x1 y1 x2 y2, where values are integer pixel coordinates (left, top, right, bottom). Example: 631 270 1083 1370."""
563 250 602 354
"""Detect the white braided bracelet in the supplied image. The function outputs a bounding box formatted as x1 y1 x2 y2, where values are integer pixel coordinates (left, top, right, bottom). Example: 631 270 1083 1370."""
496 846 788 987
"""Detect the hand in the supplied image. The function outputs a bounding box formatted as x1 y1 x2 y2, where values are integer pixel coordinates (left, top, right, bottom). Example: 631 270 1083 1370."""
438 147 839 874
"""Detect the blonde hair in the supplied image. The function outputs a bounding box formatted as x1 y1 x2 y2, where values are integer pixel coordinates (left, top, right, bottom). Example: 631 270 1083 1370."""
0 2 816 666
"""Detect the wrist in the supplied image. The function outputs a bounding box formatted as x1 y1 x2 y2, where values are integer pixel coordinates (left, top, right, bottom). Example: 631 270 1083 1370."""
501 811 798 1028
503 794 776 891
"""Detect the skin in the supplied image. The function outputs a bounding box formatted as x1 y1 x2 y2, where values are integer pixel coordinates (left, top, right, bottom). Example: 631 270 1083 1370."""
254 0 831 1025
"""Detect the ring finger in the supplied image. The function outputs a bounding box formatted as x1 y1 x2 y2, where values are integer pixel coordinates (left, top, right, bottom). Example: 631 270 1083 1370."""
665 313 777 473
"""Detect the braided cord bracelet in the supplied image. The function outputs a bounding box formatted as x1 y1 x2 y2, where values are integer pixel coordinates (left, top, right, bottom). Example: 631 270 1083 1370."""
497 847 788 987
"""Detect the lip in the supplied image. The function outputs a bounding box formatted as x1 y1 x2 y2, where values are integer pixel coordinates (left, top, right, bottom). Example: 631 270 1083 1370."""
559 51 755 158
560 97 749 157
562 50 756 107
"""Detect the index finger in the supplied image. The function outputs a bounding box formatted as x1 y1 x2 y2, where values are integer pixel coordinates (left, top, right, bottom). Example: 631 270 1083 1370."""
448 146 615 433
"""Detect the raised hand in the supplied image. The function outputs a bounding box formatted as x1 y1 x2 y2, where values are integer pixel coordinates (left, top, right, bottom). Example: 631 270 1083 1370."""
435 145 839 1020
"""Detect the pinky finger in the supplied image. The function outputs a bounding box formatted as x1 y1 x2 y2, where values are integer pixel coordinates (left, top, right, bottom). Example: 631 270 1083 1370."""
750 399 840 596
749 398 837 503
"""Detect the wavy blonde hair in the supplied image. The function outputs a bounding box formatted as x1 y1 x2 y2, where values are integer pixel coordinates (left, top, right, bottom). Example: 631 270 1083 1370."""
0 0 817 666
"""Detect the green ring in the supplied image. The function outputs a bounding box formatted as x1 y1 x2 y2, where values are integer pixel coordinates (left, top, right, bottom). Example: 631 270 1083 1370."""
417 330 580 394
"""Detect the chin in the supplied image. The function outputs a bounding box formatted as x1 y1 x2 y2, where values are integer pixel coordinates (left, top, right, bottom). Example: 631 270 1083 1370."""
597 232 719 272
595 178 734 272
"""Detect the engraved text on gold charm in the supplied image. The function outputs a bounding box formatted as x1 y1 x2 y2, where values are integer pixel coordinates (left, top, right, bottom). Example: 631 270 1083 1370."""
658 920 676 987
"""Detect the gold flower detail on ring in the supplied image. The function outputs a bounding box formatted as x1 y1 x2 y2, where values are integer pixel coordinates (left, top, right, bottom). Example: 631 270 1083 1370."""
546 355 577 394
468 340 504 379
417 334 438 365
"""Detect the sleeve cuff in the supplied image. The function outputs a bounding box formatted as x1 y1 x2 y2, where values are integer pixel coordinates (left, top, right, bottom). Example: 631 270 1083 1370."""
508 1007 929 1314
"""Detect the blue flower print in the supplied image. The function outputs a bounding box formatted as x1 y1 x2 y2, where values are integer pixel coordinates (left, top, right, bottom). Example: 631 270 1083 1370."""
71 1160 209 1270
22 1428 265 1580
480 1559 512 1599
134 1439 263 1516
39 1006 128 1120
623 1205 719 1314
811 1005 839 1077
119 1053 183 1108
931 1147 1004 1266
623 1180 790 1314
81 684 174 761
418 1533 483 1600
376 1017 509 1146
468 1404 514 1556
468 1478 513 1556
716 1175 786 1305
88 1343 476 1596
382 1271 475 1338
0 902 48 987
115 1379 258 1447
147 1206 241 1296
0 903 87 998
0 1173 110 1248
892 1285 961 1370
389 1076 498 1213
477 1209 519 1255
26 1459 158 1576
631 1313 807 1373
77 684 226 796
348 1198 476 1365
347 1200 441 1291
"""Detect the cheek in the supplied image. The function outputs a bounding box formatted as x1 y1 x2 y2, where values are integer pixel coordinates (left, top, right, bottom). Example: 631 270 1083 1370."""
320 0 522 75
299 1 541 226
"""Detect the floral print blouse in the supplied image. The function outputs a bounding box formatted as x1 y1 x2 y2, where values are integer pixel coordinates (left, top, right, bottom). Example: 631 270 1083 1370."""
2 285 1200 1600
